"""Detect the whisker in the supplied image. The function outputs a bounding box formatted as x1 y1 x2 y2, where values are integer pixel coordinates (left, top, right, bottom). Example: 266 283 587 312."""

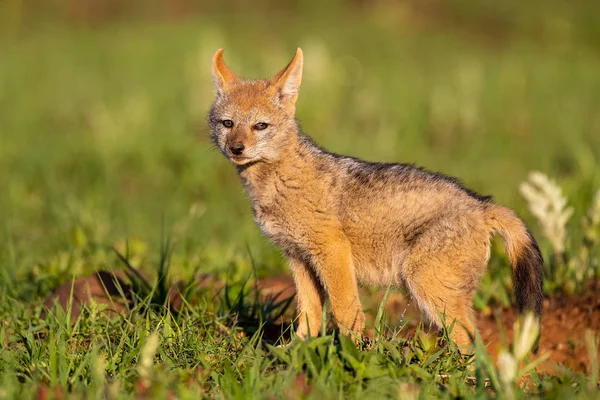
204 144 222 157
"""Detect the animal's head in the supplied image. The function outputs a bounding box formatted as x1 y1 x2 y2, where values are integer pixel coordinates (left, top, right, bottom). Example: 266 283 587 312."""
208 48 303 166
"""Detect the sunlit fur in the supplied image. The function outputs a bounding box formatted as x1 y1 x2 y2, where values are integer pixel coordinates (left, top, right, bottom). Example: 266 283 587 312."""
208 48 543 350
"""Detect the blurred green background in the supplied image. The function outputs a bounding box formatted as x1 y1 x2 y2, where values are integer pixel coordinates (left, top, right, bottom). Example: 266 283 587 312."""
1 0 599 295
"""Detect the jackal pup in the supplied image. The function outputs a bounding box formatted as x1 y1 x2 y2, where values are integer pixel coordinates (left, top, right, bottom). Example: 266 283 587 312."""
208 48 543 349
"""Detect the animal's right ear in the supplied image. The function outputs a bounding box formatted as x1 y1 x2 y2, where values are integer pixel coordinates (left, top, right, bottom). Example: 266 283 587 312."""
212 49 240 93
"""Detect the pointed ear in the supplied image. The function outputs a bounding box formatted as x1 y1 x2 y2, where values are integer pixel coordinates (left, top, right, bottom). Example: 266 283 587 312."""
212 49 240 92
270 48 303 101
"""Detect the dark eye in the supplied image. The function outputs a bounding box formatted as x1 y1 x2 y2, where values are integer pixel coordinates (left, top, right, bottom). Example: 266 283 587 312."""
254 122 269 131
222 119 233 128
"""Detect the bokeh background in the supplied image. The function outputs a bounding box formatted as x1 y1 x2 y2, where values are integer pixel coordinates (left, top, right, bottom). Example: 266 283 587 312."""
1 0 599 296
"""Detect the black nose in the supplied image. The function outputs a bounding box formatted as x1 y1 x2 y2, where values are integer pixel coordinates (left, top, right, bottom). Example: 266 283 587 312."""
229 143 245 155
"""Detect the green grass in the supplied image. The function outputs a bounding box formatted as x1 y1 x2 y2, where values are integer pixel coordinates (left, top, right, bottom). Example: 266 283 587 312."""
1 1 599 398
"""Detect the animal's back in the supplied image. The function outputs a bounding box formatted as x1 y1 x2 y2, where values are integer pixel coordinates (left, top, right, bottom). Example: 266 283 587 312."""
309 148 489 231
291 145 492 287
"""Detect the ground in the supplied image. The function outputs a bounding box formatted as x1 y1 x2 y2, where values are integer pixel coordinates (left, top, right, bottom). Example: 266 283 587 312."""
42 271 600 375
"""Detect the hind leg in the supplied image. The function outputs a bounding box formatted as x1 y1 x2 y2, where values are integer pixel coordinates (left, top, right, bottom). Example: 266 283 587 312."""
403 225 489 351
406 269 477 350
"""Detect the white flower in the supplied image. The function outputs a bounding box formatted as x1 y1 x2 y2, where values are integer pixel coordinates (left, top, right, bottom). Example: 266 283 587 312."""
519 171 573 255
513 313 540 360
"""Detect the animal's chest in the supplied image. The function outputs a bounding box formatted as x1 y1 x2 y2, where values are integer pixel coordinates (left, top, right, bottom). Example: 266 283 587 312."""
249 191 313 259
251 195 295 242
241 169 328 259
253 203 285 238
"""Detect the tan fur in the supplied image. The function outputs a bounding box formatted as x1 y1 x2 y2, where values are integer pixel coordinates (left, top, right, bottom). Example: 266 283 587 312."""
207 49 544 350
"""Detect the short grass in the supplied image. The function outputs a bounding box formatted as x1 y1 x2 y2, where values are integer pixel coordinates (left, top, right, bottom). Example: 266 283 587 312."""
1 1 599 398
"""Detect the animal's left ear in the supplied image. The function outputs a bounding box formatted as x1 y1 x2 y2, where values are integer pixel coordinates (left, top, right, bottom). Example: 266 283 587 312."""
270 48 303 102
212 49 240 93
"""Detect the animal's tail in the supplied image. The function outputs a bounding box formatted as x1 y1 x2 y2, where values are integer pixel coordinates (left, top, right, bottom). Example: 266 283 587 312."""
486 204 544 320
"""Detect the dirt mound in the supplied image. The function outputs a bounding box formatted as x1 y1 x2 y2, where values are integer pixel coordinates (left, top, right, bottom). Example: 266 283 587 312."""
42 271 133 323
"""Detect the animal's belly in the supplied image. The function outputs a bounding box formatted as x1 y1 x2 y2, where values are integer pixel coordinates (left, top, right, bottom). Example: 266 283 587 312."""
352 245 408 289
256 205 410 289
